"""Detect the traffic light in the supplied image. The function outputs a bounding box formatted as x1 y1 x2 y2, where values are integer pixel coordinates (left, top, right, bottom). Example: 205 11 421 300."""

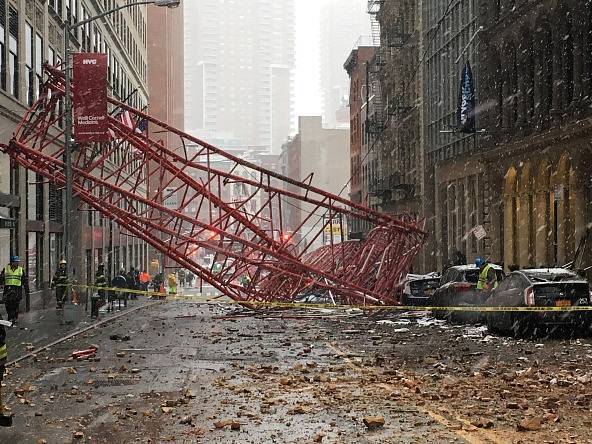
281 232 292 242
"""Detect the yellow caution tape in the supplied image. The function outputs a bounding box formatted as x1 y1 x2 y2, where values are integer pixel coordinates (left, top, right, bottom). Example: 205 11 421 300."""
57 284 592 312
58 283 169 298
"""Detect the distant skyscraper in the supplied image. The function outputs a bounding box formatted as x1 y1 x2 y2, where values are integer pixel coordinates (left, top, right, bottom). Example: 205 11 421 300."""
184 0 295 154
320 0 371 128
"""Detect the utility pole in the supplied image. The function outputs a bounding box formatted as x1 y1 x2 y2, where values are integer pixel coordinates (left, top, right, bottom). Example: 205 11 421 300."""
60 0 181 322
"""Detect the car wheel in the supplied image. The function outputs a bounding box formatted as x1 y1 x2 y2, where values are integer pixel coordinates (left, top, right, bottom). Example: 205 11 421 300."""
432 309 449 321
511 320 534 339
486 316 502 335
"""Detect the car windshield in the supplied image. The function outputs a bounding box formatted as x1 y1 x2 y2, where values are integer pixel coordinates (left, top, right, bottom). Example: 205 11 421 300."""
464 270 480 284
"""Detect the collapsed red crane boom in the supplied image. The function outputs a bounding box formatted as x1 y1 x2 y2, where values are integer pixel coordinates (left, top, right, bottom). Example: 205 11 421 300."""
2 64 427 304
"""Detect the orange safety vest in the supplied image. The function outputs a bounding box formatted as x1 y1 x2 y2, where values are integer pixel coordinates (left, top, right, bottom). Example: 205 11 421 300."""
139 272 150 283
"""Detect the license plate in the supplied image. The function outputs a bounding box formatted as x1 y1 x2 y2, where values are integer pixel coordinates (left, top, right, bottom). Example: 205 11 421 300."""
555 300 571 307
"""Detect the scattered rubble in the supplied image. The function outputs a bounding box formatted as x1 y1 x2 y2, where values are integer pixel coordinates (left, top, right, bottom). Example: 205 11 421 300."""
213 419 241 430
363 416 385 430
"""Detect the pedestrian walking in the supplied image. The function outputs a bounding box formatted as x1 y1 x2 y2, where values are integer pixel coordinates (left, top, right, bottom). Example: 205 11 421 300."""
167 272 178 295
153 272 164 293
178 269 186 288
51 259 69 309
186 272 195 288
0 256 30 324
110 269 128 311
95 263 108 304
127 267 139 300
139 270 151 293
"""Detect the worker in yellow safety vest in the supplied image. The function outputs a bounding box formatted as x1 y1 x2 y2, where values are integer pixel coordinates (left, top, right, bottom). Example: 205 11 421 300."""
0 255 30 324
475 257 498 291
0 318 6 398
167 272 178 295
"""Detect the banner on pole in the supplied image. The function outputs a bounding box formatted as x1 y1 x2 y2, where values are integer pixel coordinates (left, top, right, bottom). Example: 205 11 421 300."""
73 53 109 142
457 61 476 134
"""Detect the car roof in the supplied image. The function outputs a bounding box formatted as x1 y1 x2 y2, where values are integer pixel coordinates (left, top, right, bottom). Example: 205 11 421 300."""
407 273 440 281
447 264 502 271
517 268 585 280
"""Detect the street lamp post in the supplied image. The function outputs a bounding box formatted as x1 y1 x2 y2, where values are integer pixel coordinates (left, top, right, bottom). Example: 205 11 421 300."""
62 0 180 319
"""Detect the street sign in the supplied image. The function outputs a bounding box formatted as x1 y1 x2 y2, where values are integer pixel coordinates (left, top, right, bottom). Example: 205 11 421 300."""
163 187 178 208
0 218 16 229
323 215 344 244
472 225 487 240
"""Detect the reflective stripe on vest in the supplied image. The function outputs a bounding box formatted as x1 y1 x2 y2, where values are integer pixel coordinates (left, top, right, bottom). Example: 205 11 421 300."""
0 344 7 362
477 264 497 290
4 266 24 287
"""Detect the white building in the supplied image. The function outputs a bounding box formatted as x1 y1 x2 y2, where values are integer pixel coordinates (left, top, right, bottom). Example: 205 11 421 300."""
319 0 370 129
184 0 296 155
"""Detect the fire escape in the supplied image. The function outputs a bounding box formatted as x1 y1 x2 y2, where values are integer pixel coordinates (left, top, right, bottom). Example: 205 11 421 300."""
370 3 418 208
367 0 383 47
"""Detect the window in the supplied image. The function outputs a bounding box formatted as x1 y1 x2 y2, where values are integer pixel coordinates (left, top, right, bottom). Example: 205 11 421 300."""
27 232 43 291
0 0 5 91
48 181 63 223
72 0 77 23
8 6 18 98
26 171 44 221
25 23 33 105
35 33 42 100
82 7 91 51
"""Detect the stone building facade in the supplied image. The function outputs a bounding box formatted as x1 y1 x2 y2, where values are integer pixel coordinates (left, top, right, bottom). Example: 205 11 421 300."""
421 0 486 272
0 0 151 310
479 0 592 270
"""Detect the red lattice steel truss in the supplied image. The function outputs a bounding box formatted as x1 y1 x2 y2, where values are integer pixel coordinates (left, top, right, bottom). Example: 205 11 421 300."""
2 65 427 305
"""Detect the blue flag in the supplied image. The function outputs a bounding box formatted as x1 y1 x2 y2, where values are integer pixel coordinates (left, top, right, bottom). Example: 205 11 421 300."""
457 61 476 134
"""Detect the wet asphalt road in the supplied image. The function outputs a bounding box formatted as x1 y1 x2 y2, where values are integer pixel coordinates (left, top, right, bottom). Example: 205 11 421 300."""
0 297 591 443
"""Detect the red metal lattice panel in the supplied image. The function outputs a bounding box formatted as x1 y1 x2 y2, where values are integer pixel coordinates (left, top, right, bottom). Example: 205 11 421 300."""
2 64 427 304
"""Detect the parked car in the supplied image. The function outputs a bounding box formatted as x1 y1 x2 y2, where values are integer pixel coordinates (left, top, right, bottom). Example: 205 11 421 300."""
402 273 441 306
430 264 504 324
484 268 592 336
294 292 337 305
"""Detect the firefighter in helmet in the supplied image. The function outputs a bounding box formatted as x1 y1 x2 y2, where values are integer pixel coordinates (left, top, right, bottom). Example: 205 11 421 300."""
51 259 69 309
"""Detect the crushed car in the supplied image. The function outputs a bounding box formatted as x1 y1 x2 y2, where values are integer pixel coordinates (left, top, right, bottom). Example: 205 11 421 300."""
484 268 592 336
401 273 441 307
429 264 504 324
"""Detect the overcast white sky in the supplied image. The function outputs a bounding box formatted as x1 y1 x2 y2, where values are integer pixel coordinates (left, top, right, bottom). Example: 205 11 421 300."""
295 0 321 117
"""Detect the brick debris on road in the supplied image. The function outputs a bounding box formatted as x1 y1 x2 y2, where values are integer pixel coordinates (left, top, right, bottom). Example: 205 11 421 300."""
0 298 591 443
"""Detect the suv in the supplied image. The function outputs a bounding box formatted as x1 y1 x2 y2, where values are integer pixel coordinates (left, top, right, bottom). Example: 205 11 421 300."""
402 273 441 307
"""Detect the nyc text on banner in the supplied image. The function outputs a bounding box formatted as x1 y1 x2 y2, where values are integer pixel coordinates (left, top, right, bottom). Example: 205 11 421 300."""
73 53 109 142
